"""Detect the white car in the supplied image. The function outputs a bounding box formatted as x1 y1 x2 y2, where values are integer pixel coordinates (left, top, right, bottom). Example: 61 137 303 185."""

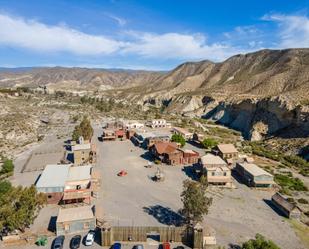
85 231 95 246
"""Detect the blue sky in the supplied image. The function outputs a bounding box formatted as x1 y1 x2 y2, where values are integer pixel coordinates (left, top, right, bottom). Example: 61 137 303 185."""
0 0 309 70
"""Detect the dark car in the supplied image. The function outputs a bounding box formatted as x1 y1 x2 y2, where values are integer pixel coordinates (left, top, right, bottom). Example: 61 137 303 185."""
70 235 81 249
52 235 65 249
113 242 122 249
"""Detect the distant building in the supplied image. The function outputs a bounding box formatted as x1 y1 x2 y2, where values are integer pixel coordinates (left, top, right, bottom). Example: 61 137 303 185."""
235 162 274 188
102 129 116 141
145 119 171 128
271 193 302 219
150 142 199 166
132 131 170 148
145 135 170 149
172 127 193 140
214 144 239 161
199 154 232 187
56 205 96 235
124 121 144 130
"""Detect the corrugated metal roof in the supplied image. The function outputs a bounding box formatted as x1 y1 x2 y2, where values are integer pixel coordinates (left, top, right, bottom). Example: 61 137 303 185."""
201 154 227 166
272 192 300 212
36 164 71 189
57 206 94 222
67 165 92 182
239 162 273 177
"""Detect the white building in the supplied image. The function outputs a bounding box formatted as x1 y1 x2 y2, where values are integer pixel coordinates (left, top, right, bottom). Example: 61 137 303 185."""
146 119 171 128
124 121 145 129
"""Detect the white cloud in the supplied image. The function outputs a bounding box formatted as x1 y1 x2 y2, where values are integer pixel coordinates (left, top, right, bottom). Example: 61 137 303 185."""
105 13 127 26
122 31 246 61
0 13 251 62
0 13 123 55
262 14 309 48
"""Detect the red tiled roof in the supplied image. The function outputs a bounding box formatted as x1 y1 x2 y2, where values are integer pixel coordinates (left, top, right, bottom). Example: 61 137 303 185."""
154 142 178 154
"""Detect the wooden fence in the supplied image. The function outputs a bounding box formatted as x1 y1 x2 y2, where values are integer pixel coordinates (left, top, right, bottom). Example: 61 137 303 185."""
100 225 203 249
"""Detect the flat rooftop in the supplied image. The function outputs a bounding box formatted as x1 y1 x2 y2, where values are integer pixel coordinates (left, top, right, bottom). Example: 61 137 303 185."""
57 205 94 223
36 164 71 189
67 165 92 182
72 143 91 151
201 153 227 165
239 162 273 177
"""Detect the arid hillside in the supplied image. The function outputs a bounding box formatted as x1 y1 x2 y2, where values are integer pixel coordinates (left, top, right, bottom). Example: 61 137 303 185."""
1 49 309 144
0 67 164 91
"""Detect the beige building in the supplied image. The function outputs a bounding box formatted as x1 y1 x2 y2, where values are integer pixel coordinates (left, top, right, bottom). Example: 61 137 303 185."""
172 127 193 140
199 154 232 187
215 144 239 161
72 143 96 165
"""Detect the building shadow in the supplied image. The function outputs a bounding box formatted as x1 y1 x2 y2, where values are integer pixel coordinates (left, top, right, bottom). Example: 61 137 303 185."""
143 205 185 226
187 140 203 149
97 136 103 142
263 199 285 217
182 165 198 181
48 216 57 232
228 244 241 249
66 152 74 164
141 151 155 162
231 170 244 184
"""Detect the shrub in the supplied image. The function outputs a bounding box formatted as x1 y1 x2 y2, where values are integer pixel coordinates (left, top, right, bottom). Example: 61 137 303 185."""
0 159 14 175
298 198 309 204
171 134 186 147
241 233 281 249
201 138 218 149
274 174 308 192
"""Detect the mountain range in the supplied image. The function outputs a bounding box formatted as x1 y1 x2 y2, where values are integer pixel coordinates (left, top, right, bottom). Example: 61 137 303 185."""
1 48 309 144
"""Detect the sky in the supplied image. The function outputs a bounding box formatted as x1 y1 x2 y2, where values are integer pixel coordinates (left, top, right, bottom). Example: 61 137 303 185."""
0 0 309 70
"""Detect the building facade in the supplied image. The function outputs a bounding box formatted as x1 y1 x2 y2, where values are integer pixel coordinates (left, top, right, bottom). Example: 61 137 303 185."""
199 154 232 186
272 193 302 219
56 206 96 235
235 162 274 188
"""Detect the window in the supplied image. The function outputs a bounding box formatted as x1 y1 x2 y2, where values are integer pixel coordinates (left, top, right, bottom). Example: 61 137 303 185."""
212 172 215 176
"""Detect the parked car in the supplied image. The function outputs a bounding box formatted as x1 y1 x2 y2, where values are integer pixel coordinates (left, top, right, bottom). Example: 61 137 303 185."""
133 244 144 249
85 231 95 246
162 242 171 249
113 242 122 249
52 235 65 249
70 235 81 249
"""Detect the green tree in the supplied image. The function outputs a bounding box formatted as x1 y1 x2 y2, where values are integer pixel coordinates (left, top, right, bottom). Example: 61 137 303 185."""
180 180 212 224
171 134 186 147
201 138 218 149
72 116 93 142
0 185 46 232
241 234 281 249
0 159 14 175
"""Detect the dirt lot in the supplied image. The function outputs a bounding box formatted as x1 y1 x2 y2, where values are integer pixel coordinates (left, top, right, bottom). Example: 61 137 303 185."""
93 127 307 249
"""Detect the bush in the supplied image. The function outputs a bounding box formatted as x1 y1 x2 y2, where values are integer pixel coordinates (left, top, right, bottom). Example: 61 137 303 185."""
201 138 218 149
298 198 309 204
241 233 281 249
171 134 186 147
274 174 308 192
0 159 14 175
